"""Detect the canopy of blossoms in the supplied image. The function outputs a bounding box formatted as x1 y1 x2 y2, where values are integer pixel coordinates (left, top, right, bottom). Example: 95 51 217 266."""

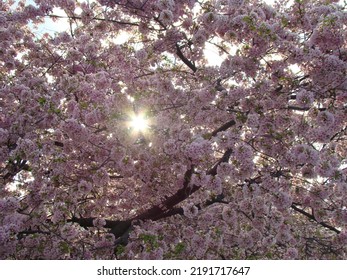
0 0 346 259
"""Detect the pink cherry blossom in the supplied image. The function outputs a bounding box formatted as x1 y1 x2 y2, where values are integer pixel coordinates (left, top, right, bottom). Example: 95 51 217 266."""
0 0 346 260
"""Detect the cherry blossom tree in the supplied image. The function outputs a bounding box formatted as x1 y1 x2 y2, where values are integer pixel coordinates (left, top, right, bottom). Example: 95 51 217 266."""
0 0 346 259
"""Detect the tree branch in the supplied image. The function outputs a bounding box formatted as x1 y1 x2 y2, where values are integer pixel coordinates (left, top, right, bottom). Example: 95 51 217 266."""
175 43 197 73
291 204 340 234
210 120 236 137
134 148 232 221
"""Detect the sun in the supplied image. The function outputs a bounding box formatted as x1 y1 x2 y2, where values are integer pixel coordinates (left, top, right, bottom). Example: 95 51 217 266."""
130 114 149 132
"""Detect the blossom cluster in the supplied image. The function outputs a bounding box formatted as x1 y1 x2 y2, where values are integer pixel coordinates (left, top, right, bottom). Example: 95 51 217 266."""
0 0 346 260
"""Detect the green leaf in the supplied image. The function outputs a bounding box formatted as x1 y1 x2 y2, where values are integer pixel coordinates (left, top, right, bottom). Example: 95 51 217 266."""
59 242 70 254
174 242 185 255
115 244 125 255
38 97 46 106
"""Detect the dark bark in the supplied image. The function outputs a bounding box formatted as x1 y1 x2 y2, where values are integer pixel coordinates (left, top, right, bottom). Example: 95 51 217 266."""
175 43 197 73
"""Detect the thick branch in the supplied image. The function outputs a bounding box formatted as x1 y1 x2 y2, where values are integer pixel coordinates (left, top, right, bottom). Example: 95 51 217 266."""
134 148 232 221
207 149 233 176
210 120 236 137
285 106 326 111
175 43 197 73
68 217 131 238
